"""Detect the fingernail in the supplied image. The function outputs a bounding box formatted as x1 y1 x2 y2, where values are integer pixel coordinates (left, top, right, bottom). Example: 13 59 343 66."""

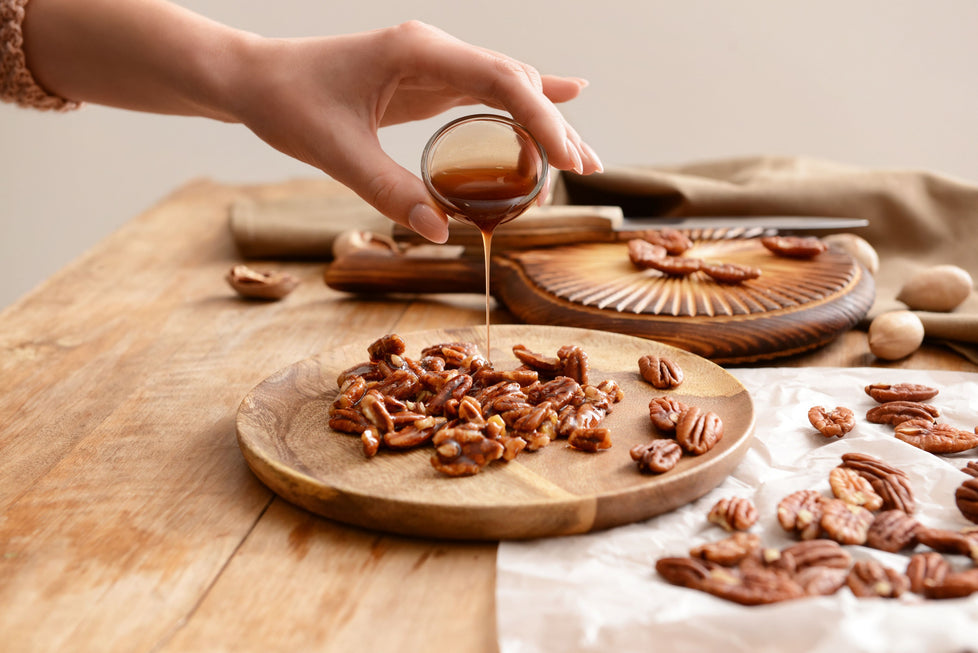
572 77 590 88
409 203 449 243
565 140 584 174
582 142 604 173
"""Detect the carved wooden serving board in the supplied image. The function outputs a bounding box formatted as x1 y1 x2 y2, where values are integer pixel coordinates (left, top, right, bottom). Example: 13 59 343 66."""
324 233 876 364
236 325 755 540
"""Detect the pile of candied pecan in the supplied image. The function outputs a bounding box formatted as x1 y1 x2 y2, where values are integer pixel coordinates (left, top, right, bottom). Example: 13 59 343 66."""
327 334 623 476
657 379 978 604
626 230 827 283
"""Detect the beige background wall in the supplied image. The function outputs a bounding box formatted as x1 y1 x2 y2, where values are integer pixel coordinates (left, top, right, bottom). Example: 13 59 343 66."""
2 0 977 309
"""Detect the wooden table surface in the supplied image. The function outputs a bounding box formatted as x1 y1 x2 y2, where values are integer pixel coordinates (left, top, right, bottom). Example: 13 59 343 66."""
2 178 975 653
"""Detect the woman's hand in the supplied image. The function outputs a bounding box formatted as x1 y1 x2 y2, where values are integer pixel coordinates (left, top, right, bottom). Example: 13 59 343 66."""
231 22 602 242
22 1 600 242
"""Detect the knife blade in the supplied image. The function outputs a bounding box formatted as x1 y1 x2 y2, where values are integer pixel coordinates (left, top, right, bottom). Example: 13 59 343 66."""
389 205 868 253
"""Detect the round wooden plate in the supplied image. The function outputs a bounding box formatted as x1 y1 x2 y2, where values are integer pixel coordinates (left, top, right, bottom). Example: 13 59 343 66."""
235 325 755 540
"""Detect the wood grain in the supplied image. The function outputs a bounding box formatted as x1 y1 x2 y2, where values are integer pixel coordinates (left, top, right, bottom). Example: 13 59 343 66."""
325 234 875 364
237 325 755 539
0 177 974 653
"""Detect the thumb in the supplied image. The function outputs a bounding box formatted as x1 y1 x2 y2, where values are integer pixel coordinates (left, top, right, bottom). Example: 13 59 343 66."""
320 127 449 244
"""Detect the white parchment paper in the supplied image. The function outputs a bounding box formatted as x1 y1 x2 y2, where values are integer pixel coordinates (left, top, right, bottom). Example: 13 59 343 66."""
497 368 978 653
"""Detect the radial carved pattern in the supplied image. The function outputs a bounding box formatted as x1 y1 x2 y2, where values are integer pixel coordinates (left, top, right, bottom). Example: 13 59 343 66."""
509 235 857 318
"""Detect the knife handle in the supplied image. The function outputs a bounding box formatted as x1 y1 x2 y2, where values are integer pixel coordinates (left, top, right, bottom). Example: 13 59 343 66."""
324 252 485 294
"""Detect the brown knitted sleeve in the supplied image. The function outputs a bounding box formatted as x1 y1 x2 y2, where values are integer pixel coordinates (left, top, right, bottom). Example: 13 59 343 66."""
1 0 79 110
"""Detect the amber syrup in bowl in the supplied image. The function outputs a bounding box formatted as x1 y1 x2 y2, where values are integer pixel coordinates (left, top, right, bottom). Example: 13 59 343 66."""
421 114 548 361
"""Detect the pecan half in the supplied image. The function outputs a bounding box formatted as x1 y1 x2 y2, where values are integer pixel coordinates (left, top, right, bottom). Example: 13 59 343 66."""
794 566 849 597
690 532 761 566
820 498 874 545
655 556 714 588
829 466 883 510
430 427 504 477
846 559 909 599
808 406 855 438
638 228 694 256
557 403 606 439
630 439 682 474
864 382 939 403
840 452 916 514
511 344 560 375
367 333 407 361
777 490 824 540
638 355 684 389
675 406 724 455
915 526 978 559
648 396 687 433
959 478 978 525
627 238 668 269
700 261 762 284
906 552 950 595
781 539 852 570
760 235 827 259
924 568 978 600
895 419 978 454
708 497 759 532
962 461 978 478
568 427 613 452
866 401 940 426
641 254 704 277
526 377 584 410
556 345 590 385
865 510 919 553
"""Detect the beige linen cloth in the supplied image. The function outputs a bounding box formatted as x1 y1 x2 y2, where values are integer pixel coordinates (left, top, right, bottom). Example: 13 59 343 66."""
229 155 978 361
